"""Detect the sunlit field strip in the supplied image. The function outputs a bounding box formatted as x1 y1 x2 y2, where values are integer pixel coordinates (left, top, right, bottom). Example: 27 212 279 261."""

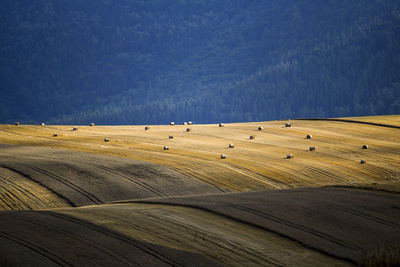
0 116 399 191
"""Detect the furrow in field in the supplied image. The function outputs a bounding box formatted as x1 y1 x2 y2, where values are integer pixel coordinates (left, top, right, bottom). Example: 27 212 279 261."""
0 210 220 266
56 203 348 266
128 187 400 265
0 166 71 210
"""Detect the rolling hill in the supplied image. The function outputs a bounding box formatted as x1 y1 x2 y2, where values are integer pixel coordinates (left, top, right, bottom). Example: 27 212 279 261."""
0 116 399 266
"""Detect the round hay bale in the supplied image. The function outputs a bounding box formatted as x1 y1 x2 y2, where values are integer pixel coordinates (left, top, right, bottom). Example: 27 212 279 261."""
104 138 109 142
228 144 234 148
360 159 366 164
170 122 175 126
169 135 174 139
145 126 150 130
53 133 58 137
188 121 193 125
286 153 294 159
285 123 291 127
258 126 264 131
73 127 78 131
186 128 191 132
306 134 312 139
220 154 226 159
249 135 255 140
362 144 368 149
40 122 45 126
309 146 316 151
90 123 95 126
219 123 224 127
14 122 20 126
164 146 169 150
183 122 188 125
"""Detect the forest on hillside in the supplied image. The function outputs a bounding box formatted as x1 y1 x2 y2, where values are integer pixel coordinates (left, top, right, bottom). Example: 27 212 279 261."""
0 0 399 124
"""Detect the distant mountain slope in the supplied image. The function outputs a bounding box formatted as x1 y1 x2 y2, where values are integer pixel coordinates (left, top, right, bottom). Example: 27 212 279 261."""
0 0 399 124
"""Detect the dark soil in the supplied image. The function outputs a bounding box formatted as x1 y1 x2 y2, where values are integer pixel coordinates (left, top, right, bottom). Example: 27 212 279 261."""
133 187 400 264
0 210 221 266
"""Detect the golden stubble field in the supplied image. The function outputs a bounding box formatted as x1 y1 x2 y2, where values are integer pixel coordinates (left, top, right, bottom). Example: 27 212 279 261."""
1 116 399 191
1 115 400 266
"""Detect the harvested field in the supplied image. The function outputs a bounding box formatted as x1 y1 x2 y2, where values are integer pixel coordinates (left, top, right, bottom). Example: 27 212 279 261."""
338 115 400 128
0 145 222 210
0 116 399 266
0 210 219 266
0 117 399 191
57 203 349 266
123 187 400 265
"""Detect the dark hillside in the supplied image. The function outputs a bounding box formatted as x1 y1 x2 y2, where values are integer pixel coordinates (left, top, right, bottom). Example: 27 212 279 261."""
0 0 399 124
132 187 400 264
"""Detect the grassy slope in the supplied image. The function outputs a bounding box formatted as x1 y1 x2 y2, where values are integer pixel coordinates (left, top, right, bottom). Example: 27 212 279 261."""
0 116 399 191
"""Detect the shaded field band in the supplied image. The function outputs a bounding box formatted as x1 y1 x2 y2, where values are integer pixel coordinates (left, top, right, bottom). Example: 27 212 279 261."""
295 118 400 129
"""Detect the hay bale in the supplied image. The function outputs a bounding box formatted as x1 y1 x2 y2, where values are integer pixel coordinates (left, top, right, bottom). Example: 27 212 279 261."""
183 122 188 125
164 146 169 150
40 122 45 126
306 134 312 139
309 146 316 151
286 153 294 159
188 121 193 125
258 126 264 131
219 123 224 127
229 144 234 148
90 123 95 126
285 123 291 127
14 122 20 126
104 138 109 142
249 135 255 139
170 122 175 126
362 144 368 149
186 128 191 132
73 127 78 131
53 133 58 137
169 135 174 139
360 159 366 164
220 154 226 159
145 126 150 130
